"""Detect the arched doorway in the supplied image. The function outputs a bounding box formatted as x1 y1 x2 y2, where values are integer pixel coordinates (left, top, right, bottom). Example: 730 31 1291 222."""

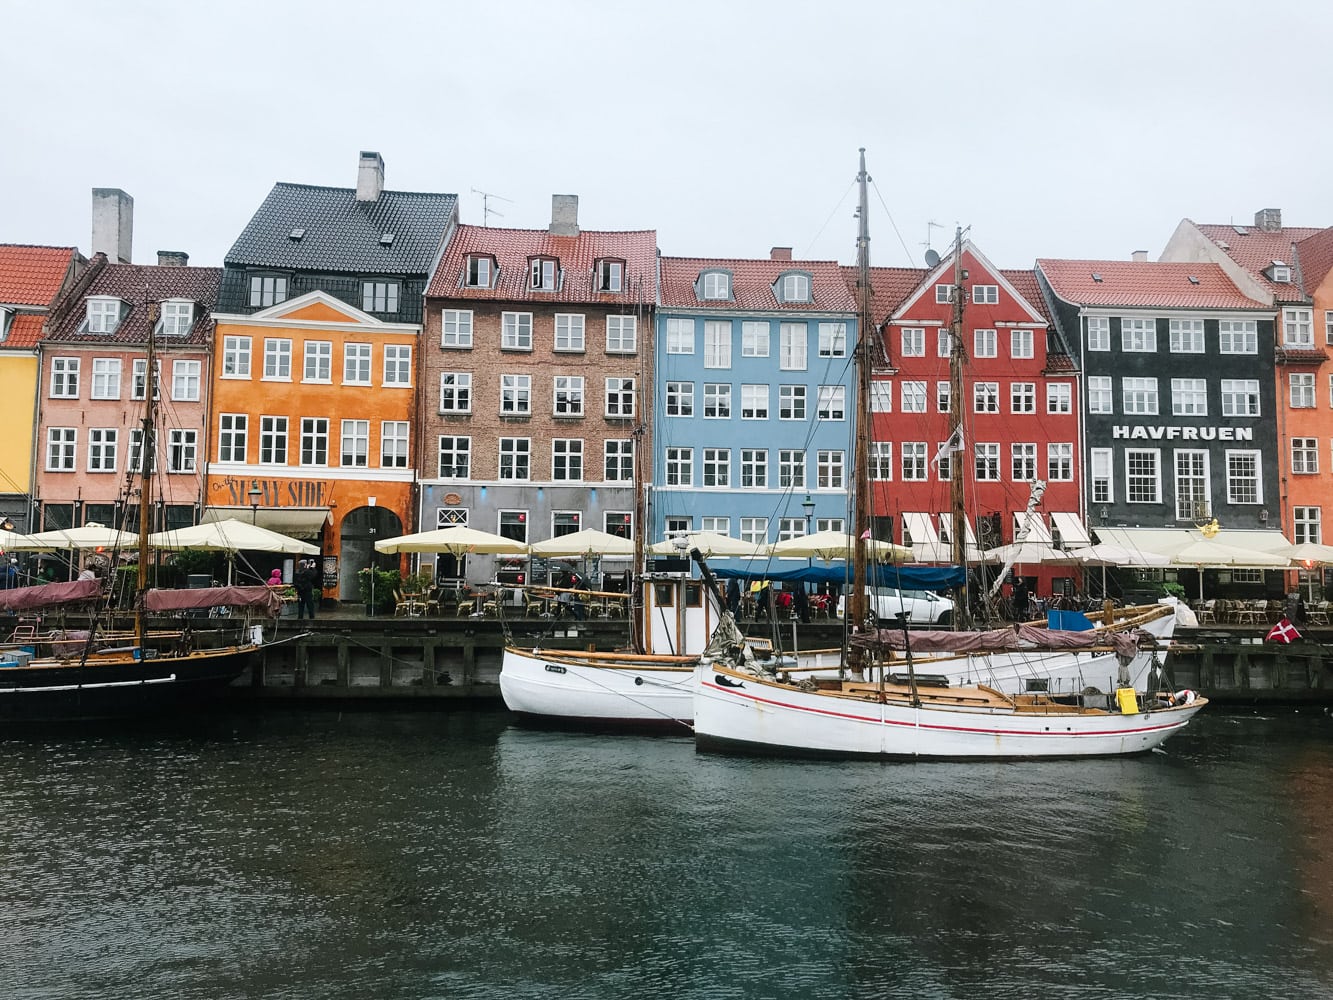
339 505 402 601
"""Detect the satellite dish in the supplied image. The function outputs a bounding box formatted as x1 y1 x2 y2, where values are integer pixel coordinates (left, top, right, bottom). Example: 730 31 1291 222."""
924 249 940 267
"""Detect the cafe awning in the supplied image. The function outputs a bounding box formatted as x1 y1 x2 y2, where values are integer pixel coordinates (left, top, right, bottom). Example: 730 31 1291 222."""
201 506 330 540
1050 512 1092 548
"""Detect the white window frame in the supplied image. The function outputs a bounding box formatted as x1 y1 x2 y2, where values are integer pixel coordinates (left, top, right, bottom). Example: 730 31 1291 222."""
87 428 118 473
604 440 633 482
1291 373 1315 408
259 416 288 464
1171 377 1208 416
741 449 768 488
223 336 252 379
974 329 997 358
249 275 287 307
702 448 730 488
86 297 122 334
383 344 411 386
1225 450 1262 505
974 382 999 413
975 443 1000 482
343 342 372 384
299 417 329 467
1121 317 1157 352
263 338 292 381
606 315 637 354
552 439 584 482
439 372 472 414
91 357 121 400
1087 375 1113 414
1169 318 1205 353
605 377 635 418
437 436 471 479
666 317 694 354
818 322 847 358
171 359 201 401
46 428 76 471
816 385 846 420
50 357 79 398
972 284 999 305
902 442 927 482
870 442 893 481
500 374 532 415
741 321 769 357
502 312 533 351
739 517 768 545
704 321 731 368
816 450 845 489
870 383 892 412
1010 328 1033 359
1125 448 1162 504
303 340 333 383
441 310 473 349
1087 316 1110 351
1047 442 1073 481
702 382 731 420
1284 308 1314 348
1292 437 1319 475
665 447 693 487
1174 449 1210 522
778 449 805 489
1221 379 1261 417
1011 382 1036 414
499 438 531 481
218 414 248 463
1091 447 1113 504
1011 442 1037 482
780 323 807 370
1219 319 1258 354
901 381 926 413
665 381 694 417
362 280 399 313
779 384 806 421
549 313 584 352
381 421 409 469
901 327 925 357
553 376 585 417
1046 383 1071 414
1122 377 1159 416
160 300 194 336
741 384 768 420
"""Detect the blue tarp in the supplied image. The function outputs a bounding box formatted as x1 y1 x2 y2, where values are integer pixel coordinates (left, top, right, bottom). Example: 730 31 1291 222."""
1046 609 1095 632
709 563 966 589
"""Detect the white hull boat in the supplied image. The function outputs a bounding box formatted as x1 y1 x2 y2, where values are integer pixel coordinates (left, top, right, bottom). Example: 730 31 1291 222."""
500 647 694 728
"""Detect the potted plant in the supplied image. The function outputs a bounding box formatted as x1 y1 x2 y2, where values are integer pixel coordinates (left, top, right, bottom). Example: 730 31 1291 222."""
357 566 400 615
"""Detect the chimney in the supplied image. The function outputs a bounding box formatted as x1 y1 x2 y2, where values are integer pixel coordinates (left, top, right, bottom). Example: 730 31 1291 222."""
549 194 579 237
1254 208 1282 232
1131 250 1149 263
91 188 134 263
770 247 793 261
356 151 385 202
156 250 189 267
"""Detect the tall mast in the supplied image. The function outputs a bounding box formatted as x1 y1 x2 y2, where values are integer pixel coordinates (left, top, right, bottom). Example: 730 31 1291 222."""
947 226 970 627
630 273 648 653
849 148 872 635
136 301 158 649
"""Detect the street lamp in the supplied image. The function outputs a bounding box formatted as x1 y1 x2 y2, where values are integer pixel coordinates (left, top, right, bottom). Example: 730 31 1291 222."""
801 493 816 569
249 483 263 525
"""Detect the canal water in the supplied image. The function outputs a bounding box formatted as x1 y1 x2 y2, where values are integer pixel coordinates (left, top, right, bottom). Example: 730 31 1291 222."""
3 707 1331 1000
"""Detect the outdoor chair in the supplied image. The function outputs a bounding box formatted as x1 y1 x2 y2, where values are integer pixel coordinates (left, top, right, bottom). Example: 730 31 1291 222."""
1309 601 1330 626
1195 599 1216 625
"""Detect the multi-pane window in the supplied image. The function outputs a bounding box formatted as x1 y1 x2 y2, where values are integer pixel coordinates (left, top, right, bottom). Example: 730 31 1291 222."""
975 443 1000 481
1175 450 1209 521
1122 377 1159 415
901 328 925 357
1284 308 1314 347
780 385 806 420
702 272 730 299
818 322 847 357
223 336 251 378
666 318 694 354
127 428 159 474
665 447 693 486
902 442 927 481
501 374 532 415
552 439 583 481
1219 319 1257 354
441 310 473 348
776 518 804 542
1011 443 1037 481
780 323 807 369
702 448 730 487
604 440 634 482
1047 383 1071 414
499 438 531 480
700 517 729 536
1087 376 1113 414
606 315 636 353
1221 379 1261 417
341 343 371 384
46 428 76 471
1169 318 1205 353
1292 437 1319 474
530 257 558 290
87 429 117 472
1047 442 1073 481
555 314 586 352
870 383 892 412
438 436 470 479
703 383 731 419
168 429 198 473
300 418 329 466
1090 448 1113 504
466 256 492 287
1294 506 1322 545
383 345 411 385
50 358 79 398
440 372 472 413
171 360 201 401
817 518 845 533
901 381 927 413
86 298 121 333
260 416 288 464
704 321 731 368
131 359 161 400
817 386 846 420
1122 317 1157 352
553 376 585 416
597 259 623 292
778 450 805 489
91 358 121 399
605 377 635 417
741 384 768 419
218 414 247 463
263 338 292 380
665 381 694 417
972 284 999 304
935 284 954 304
362 281 399 313
1226 451 1261 504
740 517 768 545
778 273 810 302
249 275 287 307
303 341 332 382
974 382 999 413
502 312 533 350
974 329 997 358
816 450 844 489
741 449 768 487
1126 449 1161 503
1327 310 1333 346
1010 329 1033 359
1011 383 1036 413
937 382 952 413
381 421 409 468
1291 373 1315 408
1087 316 1110 351
498 510 528 543
742 321 769 357
1172 378 1208 416
937 330 952 358
160 300 194 336
870 442 893 480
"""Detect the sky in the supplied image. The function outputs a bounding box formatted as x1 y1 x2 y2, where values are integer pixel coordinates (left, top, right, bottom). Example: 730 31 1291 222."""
4 0 1332 273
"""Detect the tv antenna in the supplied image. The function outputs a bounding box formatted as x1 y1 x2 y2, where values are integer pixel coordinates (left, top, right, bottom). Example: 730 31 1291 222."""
922 220 943 266
471 188 513 227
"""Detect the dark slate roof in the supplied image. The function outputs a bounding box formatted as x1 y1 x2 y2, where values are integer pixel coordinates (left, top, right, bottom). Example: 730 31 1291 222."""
46 263 221 346
224 183 458 276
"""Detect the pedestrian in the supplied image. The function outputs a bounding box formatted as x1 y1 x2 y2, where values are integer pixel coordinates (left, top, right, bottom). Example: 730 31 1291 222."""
267 569 284 587
756 582 772 622
1285 591 1308 627
294 560 318 620
726 578 741 618
794 585 810 624
1011 577 1030 620
571 572 588 621
3 559 17 589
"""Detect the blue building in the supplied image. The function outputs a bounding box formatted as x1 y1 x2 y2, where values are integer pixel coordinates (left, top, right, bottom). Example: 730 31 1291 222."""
653 251 858 551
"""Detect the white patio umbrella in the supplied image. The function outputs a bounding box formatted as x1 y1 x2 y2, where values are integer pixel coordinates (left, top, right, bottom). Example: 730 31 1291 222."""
1070 543 1171 601
648 531 766 559
769 529 914 563
0 529 56 553
1170 538 1290 600
529 528 634 559
1281 542 1333 601
11 522 139 551
148 518 319 583
980 541 1082 566
373 525 529 556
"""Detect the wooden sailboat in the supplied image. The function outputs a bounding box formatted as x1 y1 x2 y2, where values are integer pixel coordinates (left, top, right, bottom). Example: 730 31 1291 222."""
0 301 276 724
691 150 1207 758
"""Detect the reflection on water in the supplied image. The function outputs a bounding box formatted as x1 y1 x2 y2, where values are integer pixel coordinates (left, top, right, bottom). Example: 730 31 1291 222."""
2 708 1331 999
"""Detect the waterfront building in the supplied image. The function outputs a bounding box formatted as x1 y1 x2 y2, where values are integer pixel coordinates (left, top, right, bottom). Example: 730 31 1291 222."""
209 152 458 601
419 198 656 588
0 241 84 534
653 250 856 549
862 243 1083 597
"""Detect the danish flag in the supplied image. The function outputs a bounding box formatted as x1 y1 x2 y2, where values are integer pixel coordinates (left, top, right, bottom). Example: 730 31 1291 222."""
1266 617 1301 644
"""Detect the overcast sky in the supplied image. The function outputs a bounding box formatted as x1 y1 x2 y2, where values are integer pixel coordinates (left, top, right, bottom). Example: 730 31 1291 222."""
5 1 1331 273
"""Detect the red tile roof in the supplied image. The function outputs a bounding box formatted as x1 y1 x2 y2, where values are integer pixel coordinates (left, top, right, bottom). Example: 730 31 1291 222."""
428 224 657 303
851 266 927 320
1037 259 1266 310
0 244 76 306
661 257 856 312
4 313 46 349
46 263 221 345
1195 222 1325 299
1295 228 1333 295
1001 269 1054 326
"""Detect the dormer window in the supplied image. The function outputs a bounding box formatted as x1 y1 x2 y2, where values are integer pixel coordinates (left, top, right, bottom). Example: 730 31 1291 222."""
530 257 559 291
0 306 9 342
700 271 731 300
158 300 194 336
1268 260 1291 283
774 271 812 304
249 274 288 308
466 255 494 288
86 297 124 334
362 281 399 313
596 258 624 293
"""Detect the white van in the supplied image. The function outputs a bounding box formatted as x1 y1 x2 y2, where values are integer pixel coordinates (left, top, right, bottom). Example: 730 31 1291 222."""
837 587 956 626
